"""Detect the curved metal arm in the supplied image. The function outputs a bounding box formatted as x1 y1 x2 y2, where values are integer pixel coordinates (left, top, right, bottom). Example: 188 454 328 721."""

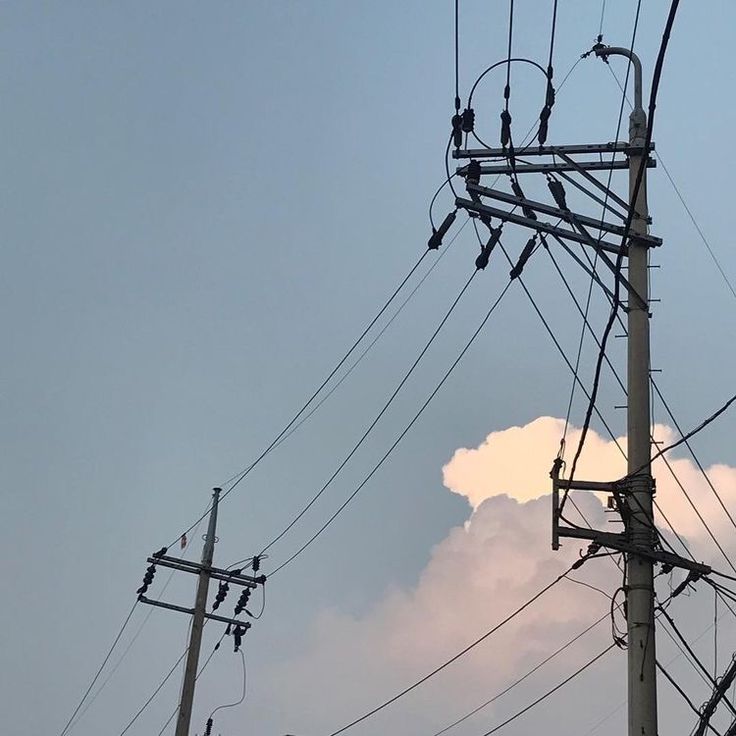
595 45 643 112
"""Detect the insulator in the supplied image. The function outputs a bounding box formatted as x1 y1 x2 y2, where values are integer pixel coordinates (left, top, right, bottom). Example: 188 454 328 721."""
500 110 512 148
548 178 568 211
136 564 157 595
461 107 475 133
234 587 252 615
152 547 168 559
509 236 537 280
537 105 551 145
545 79 556 110
428 210 457 250
451 113 463 149
233 624 245 652
252 555 261 573
475 226 503 271
212 581 229 611
510 179 537 221
466 160 481 187
204 717 213 736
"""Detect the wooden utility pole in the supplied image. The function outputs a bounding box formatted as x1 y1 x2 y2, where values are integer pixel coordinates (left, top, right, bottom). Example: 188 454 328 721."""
174 486 220 736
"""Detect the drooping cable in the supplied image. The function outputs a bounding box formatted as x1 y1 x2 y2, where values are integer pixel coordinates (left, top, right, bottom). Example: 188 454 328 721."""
258 266 480 559
208 650 247 722
326 560 583 736
269 278 514 576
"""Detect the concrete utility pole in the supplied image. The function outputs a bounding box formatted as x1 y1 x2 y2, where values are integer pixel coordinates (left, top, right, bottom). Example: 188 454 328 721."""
598 46 658 736
175 487 220 736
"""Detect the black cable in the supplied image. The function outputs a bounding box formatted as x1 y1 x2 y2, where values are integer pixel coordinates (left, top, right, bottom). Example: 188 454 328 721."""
652 381 736 534
118 648 188 736
57 601 138 736
269 278 514 576
604 62 736 302
504 0 514 110
454 0 460 112
564 0 679 510
478 644 616 736
166 248 432 548
326 561 582 736
258 266 478 559
430 608 614 736
657 605 736 717
657 660 723 736
646 393 736 470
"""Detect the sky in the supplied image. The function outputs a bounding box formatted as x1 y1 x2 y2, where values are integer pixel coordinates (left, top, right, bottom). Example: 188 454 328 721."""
2 2 736 735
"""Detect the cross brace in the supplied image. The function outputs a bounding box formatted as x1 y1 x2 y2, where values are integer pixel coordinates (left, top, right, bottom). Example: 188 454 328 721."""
465 182 662 247
551 476 711 576
452 141 655 159
458 159 656 176
148 555 263 588
138 595 254 629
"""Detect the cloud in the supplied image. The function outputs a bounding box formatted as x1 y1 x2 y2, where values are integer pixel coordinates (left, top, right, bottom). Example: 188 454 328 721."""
253 418 736 736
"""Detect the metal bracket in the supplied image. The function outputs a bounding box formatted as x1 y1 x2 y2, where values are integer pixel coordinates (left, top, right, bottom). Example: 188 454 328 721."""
138 596 254 629
452 141 655 159
148 555 262 588
550 473 711 575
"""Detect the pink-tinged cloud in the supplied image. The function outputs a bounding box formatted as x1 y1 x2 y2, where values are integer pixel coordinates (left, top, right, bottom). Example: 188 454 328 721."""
254 418 736 736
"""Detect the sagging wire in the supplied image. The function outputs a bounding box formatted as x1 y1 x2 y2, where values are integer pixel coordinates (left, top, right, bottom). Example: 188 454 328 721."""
202 649 248 736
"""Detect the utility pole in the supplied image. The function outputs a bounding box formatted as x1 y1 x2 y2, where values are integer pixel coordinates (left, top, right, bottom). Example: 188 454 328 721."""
136 487 265 735
598 46 658 736
175 486 220 736
450 39 714 736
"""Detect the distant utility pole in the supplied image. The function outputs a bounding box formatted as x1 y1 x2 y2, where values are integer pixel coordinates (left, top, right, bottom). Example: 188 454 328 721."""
451 43 712 736
136 487 265 736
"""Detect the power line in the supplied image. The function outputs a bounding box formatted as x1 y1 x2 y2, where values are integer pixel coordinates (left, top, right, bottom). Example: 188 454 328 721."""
57 601 138 736
476 643 616 736
167 247 433 548
604 63 736 302
269 278 513 576
430 606 613 736
326 561 583 736
657 660 723 736
259 266 480 559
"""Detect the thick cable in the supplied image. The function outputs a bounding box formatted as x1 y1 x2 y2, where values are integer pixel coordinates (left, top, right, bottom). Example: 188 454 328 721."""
209 650 247 721
326 561 580 736
564 0 679 510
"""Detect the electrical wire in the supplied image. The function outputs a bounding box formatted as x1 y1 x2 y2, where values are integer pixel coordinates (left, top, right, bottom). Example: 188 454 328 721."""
269 278 513 576
657 660 723 736
270 218 470 455
156 631 228 736
604 62 736 302
258 266 480 559
208 649 247 721
167 247 433 548
57 601 138 736
430 606 615 736
325 561 588 736
475 643 616 736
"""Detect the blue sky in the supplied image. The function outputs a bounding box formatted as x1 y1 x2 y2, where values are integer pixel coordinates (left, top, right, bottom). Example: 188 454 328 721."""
2 2 736 735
